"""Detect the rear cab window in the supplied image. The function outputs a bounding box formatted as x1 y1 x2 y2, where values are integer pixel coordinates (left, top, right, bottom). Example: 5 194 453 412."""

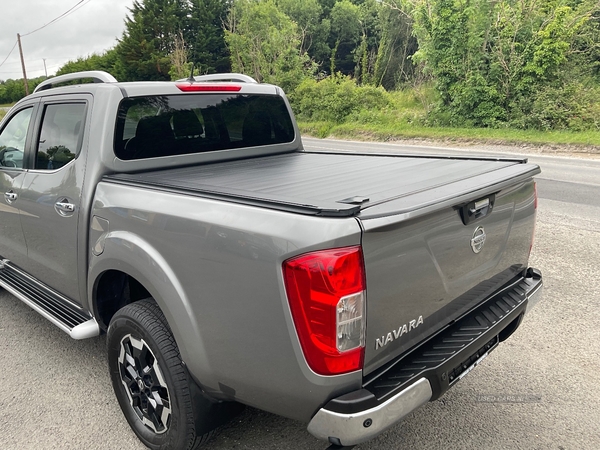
114 94 295 160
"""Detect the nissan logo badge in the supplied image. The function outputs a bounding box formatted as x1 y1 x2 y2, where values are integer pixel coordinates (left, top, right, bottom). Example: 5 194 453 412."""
471 226 486 253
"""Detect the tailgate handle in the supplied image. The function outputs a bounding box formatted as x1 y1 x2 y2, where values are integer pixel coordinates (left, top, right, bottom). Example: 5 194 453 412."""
460 194 495 225
470 198 490 213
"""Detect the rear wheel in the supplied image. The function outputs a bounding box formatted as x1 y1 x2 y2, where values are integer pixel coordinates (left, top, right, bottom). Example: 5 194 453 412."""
107 299 213 450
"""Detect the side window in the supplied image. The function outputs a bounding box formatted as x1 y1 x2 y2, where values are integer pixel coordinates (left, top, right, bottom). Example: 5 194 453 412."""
0 107 33 169
36 103 86 170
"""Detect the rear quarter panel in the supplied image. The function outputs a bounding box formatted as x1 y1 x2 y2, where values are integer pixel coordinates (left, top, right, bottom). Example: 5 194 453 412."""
89 181 363 421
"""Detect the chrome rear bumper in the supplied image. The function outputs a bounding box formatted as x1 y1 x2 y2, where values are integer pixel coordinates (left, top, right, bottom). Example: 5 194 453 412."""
307 377 432 445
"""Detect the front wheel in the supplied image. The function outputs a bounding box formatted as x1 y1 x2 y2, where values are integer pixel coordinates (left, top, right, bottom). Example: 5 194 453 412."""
107 299 213 450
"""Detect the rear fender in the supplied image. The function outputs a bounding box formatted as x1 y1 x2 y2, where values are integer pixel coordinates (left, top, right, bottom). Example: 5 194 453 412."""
88 231 207 374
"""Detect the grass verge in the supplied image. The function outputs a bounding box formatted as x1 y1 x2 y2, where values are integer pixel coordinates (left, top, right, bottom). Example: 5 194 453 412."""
298 121 600 149
294 84 600 151
0 103 16 122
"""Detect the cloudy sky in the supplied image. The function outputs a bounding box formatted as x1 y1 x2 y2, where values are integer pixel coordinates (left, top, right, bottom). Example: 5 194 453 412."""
0 0 133 80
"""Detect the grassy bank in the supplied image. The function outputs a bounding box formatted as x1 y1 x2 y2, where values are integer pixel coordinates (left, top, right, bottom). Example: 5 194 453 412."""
0 103 16 120
292 81 600 150
298 121 600 148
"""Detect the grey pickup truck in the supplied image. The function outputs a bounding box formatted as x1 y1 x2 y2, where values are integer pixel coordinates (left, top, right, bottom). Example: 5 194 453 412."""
0 71 543 449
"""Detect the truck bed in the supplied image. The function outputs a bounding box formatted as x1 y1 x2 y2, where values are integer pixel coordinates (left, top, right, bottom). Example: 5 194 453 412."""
104 151 540 219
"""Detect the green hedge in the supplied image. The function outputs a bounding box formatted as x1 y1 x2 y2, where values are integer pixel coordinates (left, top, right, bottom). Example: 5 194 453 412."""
289 75 390 123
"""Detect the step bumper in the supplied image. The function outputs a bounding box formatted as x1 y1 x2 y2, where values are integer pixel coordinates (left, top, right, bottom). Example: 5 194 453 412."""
308 268 543 446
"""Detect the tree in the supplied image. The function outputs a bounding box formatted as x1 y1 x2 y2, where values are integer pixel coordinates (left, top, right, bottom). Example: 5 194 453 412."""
168 31 191 80
276 0 323 54
352 0 383 85
187 0 231 74
114 0 188 81
58 0 230 80
0 77 45 104
225 0 316 92
373 2 418 89
276 0 332 72
56 49 118 77
329 0 362 74
412 0 593 127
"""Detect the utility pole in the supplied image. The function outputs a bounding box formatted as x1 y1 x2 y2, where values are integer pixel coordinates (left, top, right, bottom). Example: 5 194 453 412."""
17 33 29 96
43 58 48 78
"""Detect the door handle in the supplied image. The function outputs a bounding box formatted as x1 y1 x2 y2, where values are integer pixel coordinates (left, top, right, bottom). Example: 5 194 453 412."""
4 191 17 203
55 201 75 214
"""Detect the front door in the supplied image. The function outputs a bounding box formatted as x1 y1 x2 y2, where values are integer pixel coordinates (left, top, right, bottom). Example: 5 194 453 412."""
18 98 89 304
0 105 35 268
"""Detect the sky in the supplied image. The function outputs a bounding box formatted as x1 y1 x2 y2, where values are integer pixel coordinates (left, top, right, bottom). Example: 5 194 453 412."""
0 0 133 81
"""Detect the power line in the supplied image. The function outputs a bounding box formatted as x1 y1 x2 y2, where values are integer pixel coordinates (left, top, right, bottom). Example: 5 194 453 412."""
0 0 96 62
0 40 18 69
21 0 94 37
0 60 26 67
0 57 70 73
3 0 96 88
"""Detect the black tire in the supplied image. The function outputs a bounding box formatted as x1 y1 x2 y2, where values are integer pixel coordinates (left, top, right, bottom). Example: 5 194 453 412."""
107 299 213 450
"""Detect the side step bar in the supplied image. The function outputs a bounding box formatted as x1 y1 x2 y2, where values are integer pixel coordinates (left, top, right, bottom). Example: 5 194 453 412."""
0 260 99 339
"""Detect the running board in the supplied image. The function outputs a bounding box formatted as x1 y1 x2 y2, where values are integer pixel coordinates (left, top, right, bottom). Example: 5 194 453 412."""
0 260 99 339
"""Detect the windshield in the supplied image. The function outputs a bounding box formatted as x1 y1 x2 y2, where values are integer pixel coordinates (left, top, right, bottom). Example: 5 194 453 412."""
114 93 295 160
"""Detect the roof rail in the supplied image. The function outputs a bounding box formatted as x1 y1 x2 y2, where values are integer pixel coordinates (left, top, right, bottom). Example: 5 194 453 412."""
33 71 117 93
177 73 258 84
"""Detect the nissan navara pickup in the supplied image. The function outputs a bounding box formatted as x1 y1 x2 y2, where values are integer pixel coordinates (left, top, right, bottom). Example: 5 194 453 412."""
0 71 543 449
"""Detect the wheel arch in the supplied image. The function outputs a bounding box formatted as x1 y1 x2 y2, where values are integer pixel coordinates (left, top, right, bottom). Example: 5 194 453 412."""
88 231 206 369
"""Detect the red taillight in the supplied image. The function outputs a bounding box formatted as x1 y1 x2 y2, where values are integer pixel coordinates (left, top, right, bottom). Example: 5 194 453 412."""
283 246 366 376
175 83 242 92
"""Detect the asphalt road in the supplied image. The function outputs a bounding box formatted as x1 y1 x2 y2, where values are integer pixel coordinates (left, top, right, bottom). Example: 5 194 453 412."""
1 138 599 449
